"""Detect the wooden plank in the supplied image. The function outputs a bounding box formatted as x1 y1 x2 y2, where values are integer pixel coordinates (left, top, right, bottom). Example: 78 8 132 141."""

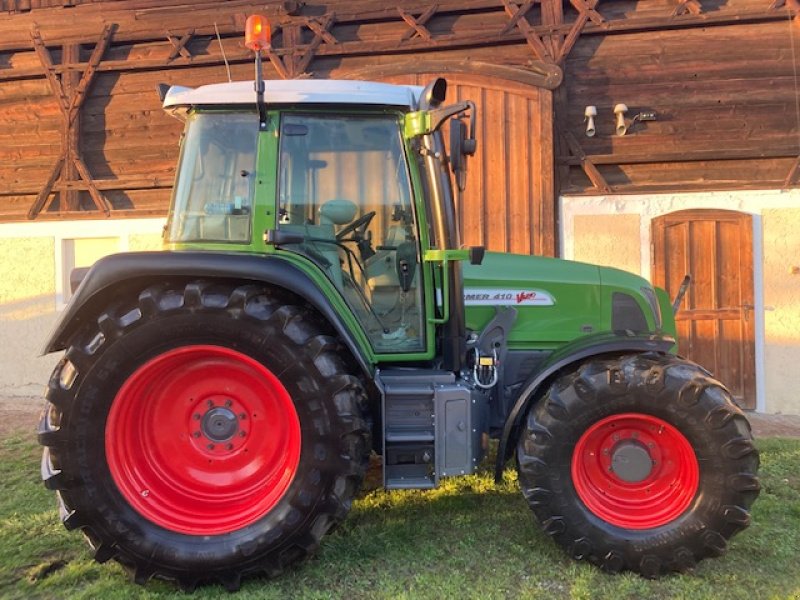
537 89 555 256
66 23 114 125
63 43 80 211
506 90 533 254
784 156 800 188
484 87 508 252
557 146 800 166
562 130 611 193
676 308 744 320
461 82 486 248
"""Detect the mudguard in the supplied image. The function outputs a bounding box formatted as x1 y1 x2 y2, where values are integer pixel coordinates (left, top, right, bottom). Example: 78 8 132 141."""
493 331 676 482
43 251 372 375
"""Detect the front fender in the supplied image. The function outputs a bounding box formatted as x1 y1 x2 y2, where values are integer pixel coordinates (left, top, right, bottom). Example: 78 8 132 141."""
44 251 373 375
493 331 676 482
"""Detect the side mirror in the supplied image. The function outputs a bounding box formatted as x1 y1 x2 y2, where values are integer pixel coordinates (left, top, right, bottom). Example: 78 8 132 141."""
449 118 467 192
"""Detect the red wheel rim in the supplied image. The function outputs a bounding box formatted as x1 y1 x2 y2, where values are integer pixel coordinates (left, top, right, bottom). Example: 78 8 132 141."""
105 345 301 535
571 413 699 530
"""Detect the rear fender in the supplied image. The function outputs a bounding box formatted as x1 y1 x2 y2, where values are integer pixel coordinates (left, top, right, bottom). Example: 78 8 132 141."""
493 332 676 482
44 251 373 376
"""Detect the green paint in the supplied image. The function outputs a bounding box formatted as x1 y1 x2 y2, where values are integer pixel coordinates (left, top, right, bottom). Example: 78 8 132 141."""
166 104 668 368
463 253 669 351
403 110 430 137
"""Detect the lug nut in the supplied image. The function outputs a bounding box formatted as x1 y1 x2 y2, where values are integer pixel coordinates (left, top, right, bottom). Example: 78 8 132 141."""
226 443 234 451
193 413 201 420
225 399 233 407
192 431 201 438
207 443 215 450
239 413 247 420
207 400 214 408
239 431 246 437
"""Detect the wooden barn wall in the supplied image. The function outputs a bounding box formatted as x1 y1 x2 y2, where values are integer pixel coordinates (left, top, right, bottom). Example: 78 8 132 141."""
0 0 798 257
559 14 800 194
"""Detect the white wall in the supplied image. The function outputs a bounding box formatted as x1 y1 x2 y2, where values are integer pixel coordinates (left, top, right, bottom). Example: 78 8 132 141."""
560 188 800 415
0 219 165 398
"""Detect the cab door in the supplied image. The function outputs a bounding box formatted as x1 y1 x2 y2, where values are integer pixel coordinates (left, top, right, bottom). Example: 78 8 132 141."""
276 112 429 355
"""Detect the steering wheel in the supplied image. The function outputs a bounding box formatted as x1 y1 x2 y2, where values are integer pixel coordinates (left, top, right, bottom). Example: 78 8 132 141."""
335 210 376 242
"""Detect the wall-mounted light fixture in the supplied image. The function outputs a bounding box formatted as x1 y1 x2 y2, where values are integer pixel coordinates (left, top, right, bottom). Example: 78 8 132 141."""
613 103 628 136
613 104 658 136
584 105 597 137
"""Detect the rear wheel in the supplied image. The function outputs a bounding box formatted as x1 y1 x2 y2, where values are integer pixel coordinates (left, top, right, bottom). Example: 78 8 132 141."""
38 282 371 590
517 353 760 577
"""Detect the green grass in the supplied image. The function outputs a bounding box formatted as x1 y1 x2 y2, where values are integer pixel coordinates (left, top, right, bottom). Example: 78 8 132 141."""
1 433 799 600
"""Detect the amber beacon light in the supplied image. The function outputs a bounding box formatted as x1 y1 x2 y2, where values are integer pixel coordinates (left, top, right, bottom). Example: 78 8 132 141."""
245 15 271 51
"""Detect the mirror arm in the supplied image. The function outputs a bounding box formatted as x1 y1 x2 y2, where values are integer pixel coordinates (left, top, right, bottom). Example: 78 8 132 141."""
428 101 472 132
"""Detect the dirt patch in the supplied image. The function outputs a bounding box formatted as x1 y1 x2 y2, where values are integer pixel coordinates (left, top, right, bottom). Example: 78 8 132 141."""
0 396 40 439
747 412 800 439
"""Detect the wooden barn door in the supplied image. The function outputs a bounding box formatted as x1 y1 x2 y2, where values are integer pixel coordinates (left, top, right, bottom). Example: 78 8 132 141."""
651 210 755 408
380 73 554 256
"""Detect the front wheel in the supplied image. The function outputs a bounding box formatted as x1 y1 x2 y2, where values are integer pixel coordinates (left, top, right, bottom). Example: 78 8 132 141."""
517 353 760 577
38 282 371 590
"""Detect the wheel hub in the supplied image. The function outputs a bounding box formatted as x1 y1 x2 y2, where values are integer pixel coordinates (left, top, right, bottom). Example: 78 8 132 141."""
201 406 239 442
571 412 700 529
610 441 653 483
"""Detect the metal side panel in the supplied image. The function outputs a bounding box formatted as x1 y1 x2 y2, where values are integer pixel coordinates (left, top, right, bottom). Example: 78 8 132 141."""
435 385 476 478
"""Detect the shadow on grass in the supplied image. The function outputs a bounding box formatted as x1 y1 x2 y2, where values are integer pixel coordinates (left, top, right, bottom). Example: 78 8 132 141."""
2 436 799 600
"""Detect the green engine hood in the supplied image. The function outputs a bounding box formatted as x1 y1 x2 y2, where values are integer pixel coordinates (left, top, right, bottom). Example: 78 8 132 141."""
462 252 661 350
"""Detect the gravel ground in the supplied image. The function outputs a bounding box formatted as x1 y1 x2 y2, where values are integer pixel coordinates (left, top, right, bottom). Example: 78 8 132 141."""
2 394 799 440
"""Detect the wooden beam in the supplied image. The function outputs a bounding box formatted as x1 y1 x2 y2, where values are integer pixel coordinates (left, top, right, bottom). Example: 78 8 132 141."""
557 146 800 166
166 29 194 61
562 130 611 192
2 8 797 84
398 5 437 42
62 43 80 211
502 0 554 63
0 2 796 54
73 155 111 215
784 156 800 188
1 175 174 197
672 0 703 17
540 0 564 63
30 27 67 109
293 13 336 76
66 24 114 125
26 155 64 219
26 24 115 219
570 0 605 26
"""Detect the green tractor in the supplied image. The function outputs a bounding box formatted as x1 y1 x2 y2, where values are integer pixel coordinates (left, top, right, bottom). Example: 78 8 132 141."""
38 16 759 591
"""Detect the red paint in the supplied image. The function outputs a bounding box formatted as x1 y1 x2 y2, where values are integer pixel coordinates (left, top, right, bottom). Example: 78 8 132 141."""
571 413 699 530
516 291 536 303
105 345 301 535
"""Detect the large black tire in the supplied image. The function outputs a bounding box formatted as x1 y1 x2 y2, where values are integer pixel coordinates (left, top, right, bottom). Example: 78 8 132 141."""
517 353 760 578
38 281 371 590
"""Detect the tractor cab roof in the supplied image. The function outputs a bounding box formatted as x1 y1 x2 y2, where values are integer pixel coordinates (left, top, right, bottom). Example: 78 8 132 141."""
162 79 423 111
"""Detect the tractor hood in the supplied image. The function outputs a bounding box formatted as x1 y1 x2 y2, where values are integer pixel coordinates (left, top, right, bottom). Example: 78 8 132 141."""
462 252 662 349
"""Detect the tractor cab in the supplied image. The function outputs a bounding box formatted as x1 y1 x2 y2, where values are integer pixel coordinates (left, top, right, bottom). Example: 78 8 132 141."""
161 75 476 359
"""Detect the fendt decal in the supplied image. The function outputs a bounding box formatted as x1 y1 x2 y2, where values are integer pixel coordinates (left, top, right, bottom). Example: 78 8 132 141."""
464 288 555 306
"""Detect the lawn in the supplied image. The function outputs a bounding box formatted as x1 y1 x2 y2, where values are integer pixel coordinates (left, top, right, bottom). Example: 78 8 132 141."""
1 433 798 600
